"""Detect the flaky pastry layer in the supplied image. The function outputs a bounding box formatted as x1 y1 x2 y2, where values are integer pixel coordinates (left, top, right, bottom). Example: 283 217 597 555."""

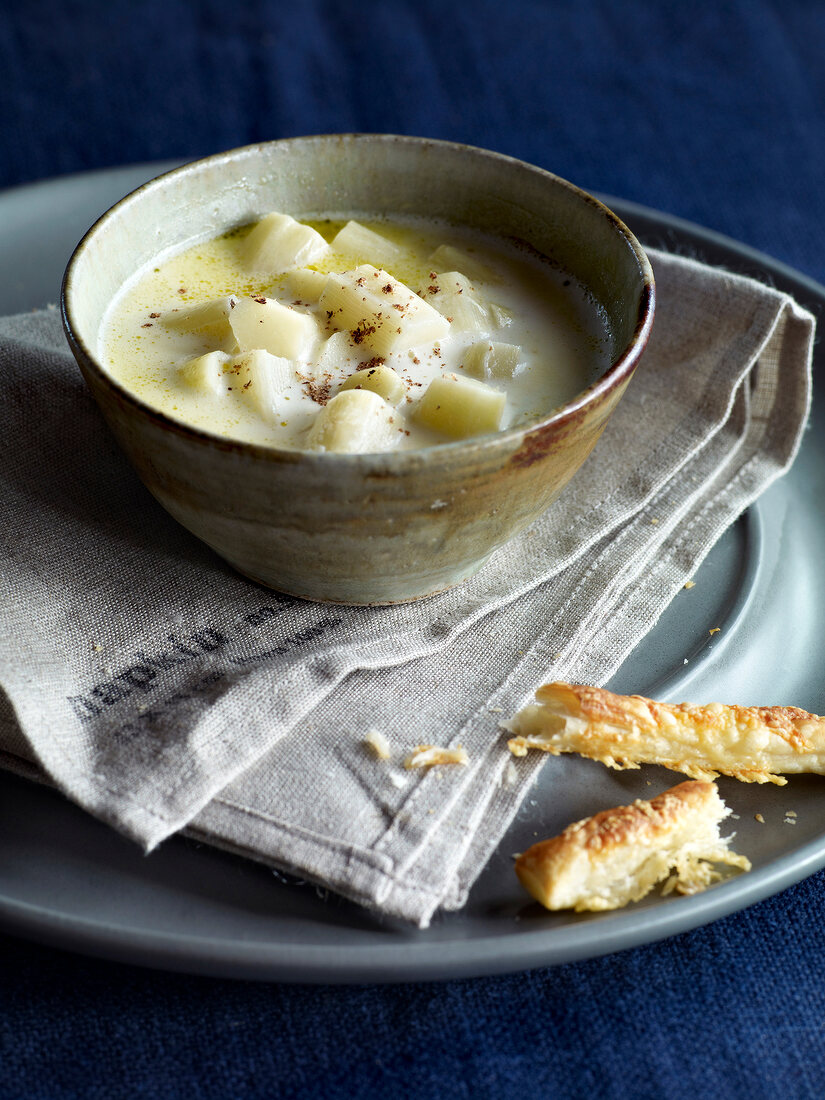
503 682 825 784
515 779 750 911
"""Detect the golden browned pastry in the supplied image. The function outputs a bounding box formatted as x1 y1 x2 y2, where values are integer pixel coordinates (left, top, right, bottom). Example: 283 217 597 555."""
503 682 825 785
515 780 750 912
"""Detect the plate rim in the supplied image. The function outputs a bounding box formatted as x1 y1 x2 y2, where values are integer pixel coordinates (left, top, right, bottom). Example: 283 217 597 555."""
2 803 825 983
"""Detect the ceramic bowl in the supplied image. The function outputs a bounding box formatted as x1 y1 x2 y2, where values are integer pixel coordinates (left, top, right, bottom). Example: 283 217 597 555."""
61 135 655 604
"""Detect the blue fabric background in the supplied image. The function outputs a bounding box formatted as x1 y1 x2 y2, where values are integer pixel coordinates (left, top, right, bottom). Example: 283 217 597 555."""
2 1 825 1095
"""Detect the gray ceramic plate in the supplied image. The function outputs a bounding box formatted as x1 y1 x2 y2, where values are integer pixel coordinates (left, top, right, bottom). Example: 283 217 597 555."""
1 163 823 983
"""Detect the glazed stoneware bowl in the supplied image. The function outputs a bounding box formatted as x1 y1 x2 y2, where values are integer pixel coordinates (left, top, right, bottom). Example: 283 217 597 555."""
62 135 655 604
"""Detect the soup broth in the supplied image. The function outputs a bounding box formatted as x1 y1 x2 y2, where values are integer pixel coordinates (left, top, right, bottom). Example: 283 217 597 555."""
100 213 612 453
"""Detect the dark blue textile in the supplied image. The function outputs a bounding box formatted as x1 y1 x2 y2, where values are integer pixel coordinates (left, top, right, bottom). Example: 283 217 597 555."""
3 1 825 1096
3 870 825 1098
2 0 824 284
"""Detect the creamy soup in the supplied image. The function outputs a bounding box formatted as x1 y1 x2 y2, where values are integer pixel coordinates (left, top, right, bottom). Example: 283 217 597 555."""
100 213 612 452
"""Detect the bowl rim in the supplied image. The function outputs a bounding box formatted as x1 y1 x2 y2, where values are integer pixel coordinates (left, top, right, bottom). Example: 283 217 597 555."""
61 133 655 467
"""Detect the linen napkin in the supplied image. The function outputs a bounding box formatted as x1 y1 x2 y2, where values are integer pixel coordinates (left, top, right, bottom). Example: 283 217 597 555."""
0 250 813 925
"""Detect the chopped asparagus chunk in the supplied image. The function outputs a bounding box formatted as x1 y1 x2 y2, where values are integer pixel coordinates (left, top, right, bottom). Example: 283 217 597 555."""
463 341 524 380
177 350 231 396
424 272 496 335
340 364 405 405
312 330 359 379
307 389 400 453
226 349 296 419
229 296 319 359
413 373 506 439
331 221 405 271
161 296 237 339
284 267 329 304
244 212 329 272
318 265 449 357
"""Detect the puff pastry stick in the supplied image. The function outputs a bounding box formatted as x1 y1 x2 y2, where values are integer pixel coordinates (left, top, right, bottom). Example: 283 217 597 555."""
515 780 750 912
504 682 825 785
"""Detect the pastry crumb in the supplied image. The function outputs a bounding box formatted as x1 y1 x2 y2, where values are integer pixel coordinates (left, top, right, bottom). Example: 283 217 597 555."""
363 728 391 760
755 813 765 823
501 759 518 788
684 580 696 589
404 744 469 770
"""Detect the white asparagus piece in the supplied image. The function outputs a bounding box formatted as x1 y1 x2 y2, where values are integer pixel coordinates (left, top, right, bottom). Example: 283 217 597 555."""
307 389 399 453
330 220 405 271
161 295 237 339
318 265 449 357
177 350 230 396
244 212 329 272
311 330 359 381
227 349 295 420
340 364 405 405
229 296 319 359
284 266 329 304
424 272 497 335
462 340 524 380
413 373 505 439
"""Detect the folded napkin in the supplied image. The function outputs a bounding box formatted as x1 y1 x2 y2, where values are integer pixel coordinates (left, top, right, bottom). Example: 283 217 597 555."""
0 250 813 925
